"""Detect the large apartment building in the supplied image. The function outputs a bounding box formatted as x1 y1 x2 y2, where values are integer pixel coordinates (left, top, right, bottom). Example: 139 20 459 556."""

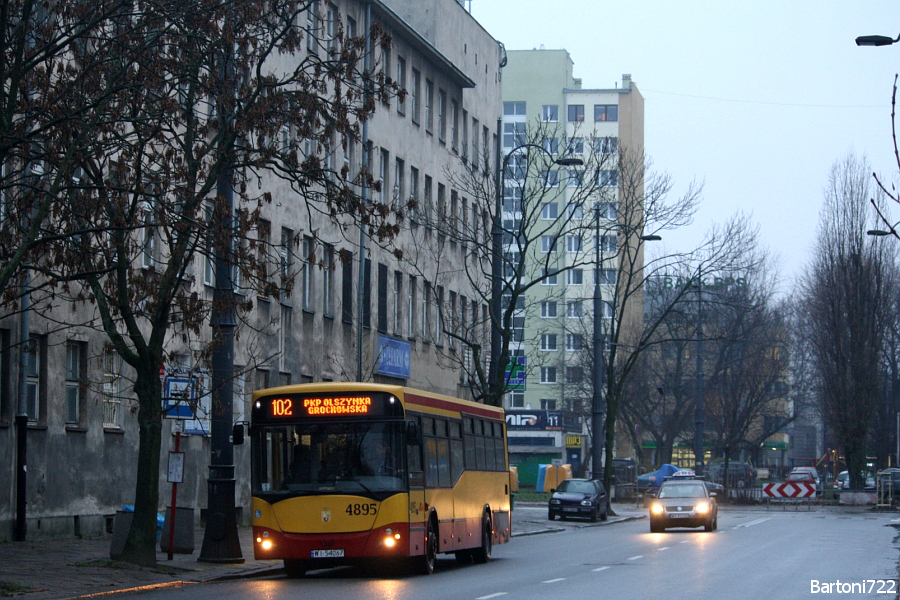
0 0 503 541
500 49 644 483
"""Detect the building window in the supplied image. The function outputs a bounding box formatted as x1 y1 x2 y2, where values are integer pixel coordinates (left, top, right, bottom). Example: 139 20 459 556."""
542 137 558 155
325 3 337 52
597 202 618 220
101 349 123 429
540 366 557 384
379 148 389 205
567 269 584 285
341 250 353 324
598 170 618 187
567 203 584 219
542 269 558 286
362 257 372 328
503 122 525 149
472 117 479 166
24 335 42 422
503 101 526 116
411 68 421 123
280 305 293 367
567 104 584 122
541 301 557 318
567 366 584 384
541 235 557 253
540 399 557 410
451 99 459 151
425 79 434 132
599 301 614 319
377 263 388 333
306 0 319 54
600 234 617 253
423 281 432 342
566 136 584 155
280 227 293 288
542 105 559 122
542 169 558 189
594 136 618 155
507 391 525 409
435 286 444 345
438 89 447 142
409 166 419 222
541 203 558 220
594 104 618 122
301 236 314 311
462 109 469 161
566 300 583 318
396 56 406 114
393 270 403 335
65 341 85 424
393 157 405 208
323 245 334 316
540 333 558 351
599 269 617 285
566 235 583 253
408 275 417 337
566 333 584 351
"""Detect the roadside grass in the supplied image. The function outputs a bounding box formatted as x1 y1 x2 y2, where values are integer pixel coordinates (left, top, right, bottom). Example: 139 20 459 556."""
1 581 34 597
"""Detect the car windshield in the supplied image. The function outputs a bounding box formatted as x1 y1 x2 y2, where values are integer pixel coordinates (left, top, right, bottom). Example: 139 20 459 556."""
658 483 705 499
558 480 595 494
787 473 810 480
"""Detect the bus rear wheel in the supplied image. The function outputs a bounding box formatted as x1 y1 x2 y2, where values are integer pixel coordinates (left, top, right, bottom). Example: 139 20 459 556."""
472 515 492 564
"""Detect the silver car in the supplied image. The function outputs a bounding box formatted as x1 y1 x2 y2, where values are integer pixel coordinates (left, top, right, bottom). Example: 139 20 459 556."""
649 479 718 533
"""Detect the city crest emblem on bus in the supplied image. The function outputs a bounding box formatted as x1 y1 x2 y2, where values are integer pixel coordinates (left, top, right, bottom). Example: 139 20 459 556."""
322 508 331 522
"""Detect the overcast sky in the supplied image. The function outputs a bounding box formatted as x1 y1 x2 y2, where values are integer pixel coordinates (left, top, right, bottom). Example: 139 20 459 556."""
469 1 900 288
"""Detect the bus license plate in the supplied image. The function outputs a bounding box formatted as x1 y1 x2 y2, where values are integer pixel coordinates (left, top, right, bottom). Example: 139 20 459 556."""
311 549 345 558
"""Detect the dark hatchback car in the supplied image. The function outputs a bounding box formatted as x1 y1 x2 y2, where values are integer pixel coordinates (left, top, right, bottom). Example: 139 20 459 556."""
548 478 609 522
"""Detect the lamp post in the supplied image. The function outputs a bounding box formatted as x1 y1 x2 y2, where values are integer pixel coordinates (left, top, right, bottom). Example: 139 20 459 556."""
488 129 582 406
693 274 705 477
590 209 659 480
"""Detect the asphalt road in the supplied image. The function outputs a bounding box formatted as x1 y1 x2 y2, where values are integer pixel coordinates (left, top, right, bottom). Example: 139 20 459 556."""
125 508 900 600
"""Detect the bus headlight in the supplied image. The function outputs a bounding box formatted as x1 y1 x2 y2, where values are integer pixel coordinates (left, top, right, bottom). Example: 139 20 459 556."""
256 530 273 550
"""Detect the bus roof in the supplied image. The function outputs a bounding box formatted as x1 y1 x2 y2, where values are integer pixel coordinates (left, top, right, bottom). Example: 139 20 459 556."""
252 382 505 421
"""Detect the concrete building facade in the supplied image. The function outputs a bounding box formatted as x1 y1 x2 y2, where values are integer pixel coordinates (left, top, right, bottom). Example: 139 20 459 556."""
0 0 502 541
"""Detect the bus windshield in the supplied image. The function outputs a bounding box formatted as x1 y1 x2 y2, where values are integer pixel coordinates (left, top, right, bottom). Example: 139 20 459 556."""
252 420 406 499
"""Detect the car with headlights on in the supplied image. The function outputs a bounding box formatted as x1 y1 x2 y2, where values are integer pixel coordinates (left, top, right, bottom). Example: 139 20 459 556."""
649 478 718 533
548 478 609 522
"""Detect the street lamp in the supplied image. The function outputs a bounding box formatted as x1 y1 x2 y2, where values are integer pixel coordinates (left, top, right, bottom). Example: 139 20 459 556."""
867 229 893 237
488 126 582 405
856 33 900 46
590 210 659 480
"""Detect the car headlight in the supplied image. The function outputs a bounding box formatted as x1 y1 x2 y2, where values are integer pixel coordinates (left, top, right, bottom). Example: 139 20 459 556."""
695 502 709 514
581 500 593 506
550 499 560 505
650 503 664 515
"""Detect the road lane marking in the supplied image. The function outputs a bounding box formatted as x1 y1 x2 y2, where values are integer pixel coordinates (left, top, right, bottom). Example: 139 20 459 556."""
679 540 690 544
733 518 771 529
659 546 670 551
593 566 611 572
542 578 566 584
476 594 507 599
628 555 643 561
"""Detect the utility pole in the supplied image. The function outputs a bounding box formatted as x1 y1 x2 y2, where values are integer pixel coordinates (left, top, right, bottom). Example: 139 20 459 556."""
15 269 31 541
693 277 705 477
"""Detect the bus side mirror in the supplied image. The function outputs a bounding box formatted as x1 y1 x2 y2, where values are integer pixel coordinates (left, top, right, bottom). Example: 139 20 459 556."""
406 420 422 446
232 422 245 445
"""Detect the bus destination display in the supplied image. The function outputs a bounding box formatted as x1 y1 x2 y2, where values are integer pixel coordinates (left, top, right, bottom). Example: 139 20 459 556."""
256 392 399 421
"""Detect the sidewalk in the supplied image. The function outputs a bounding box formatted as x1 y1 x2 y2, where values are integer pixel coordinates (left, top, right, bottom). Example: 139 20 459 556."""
0 502 644 599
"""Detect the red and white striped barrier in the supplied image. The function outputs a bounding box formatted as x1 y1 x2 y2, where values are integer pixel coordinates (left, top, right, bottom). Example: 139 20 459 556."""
763 482 816 498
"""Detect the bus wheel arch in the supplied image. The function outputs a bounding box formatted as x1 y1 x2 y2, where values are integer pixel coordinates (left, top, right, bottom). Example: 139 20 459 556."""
414 510 439 575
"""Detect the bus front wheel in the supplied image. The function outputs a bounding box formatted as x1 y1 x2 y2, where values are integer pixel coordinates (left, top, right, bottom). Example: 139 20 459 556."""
472 515 492 564
414 519 438 575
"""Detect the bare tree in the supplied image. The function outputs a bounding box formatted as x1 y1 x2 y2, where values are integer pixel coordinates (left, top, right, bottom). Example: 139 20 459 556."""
27 0 400 565
801 153 897 491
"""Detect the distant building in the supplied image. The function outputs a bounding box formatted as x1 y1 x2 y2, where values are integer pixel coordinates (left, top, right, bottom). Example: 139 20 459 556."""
500 49 644 483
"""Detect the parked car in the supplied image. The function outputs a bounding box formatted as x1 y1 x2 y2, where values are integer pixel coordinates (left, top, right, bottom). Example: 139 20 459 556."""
835 470 876 490
649 477 718 533
877 468 900 493
789 467 821 490
636 464 681 494
705 460 756 487
548 478 609 522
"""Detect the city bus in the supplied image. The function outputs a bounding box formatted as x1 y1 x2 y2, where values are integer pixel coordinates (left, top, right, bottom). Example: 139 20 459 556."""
239 382 512 576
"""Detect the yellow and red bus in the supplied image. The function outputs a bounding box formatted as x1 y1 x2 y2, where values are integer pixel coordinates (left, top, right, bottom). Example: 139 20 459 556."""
245 382 511 576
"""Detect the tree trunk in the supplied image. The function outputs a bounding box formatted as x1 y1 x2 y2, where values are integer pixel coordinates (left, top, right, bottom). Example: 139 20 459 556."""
116 366 163 566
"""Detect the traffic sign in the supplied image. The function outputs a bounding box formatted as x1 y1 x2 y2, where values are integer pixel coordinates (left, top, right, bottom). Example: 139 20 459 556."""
762 482 816 498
